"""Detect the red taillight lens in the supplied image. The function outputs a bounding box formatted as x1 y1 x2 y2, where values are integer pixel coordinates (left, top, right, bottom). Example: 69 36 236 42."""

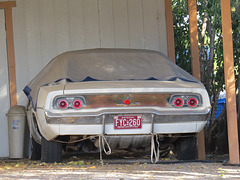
58 100 68 109
73 99 82 109
174 98 183 107
188 97 198 107
124 99 130 105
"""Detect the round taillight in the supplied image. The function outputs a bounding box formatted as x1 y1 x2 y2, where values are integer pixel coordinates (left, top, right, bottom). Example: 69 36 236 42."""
58 100 68 109
174 98 184 107
124 99 130 105
73 99 82 109
188 97 198 107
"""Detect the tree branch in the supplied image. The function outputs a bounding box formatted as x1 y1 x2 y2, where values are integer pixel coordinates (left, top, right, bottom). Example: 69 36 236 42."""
200 12 209 84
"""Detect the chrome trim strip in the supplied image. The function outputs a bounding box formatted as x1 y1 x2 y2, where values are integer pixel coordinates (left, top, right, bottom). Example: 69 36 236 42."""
45 107 210 118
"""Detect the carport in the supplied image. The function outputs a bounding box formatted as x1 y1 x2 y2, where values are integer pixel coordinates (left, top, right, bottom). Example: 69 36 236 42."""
0 0 239 164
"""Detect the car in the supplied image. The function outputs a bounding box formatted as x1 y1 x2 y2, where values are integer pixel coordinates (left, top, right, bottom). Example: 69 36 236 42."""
24 48 210 163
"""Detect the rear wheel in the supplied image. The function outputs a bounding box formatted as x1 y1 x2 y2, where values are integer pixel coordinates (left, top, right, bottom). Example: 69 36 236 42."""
41 137 62 163
174 136 197 160
30 137 41 160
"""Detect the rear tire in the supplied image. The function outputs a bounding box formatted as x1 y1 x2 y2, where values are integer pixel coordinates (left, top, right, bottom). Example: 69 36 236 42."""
41 137 62 163
30 137 41 160
174 136 197 160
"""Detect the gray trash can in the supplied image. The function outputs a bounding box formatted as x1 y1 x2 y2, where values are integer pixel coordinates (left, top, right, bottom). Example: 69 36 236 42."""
6 106 26 158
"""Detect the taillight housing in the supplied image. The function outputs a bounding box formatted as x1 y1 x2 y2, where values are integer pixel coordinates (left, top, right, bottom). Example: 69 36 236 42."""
170 94 201 108
173 97 184 107
73 99 83 109
58 100 68 109
188 97 198 107
54 96 86 110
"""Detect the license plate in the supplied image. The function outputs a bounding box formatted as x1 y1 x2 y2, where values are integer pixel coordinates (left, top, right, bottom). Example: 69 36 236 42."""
114 116 142 129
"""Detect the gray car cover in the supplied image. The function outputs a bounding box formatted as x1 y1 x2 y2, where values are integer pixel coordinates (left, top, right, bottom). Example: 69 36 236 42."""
23 48 202 109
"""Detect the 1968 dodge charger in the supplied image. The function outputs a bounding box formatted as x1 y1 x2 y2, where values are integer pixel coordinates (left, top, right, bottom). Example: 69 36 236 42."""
24 49 210 163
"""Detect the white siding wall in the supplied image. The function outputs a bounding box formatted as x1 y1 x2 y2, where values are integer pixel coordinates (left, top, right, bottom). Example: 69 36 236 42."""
12 0 167 106
0 0 167 157
0 9 10 157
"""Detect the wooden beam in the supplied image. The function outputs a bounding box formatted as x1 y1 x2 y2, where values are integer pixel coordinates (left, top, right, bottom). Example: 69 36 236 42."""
221 0 239 165
5 6 17 106
0 1 16 9
188 0 205 160
188 0 200 80
165 0 175 63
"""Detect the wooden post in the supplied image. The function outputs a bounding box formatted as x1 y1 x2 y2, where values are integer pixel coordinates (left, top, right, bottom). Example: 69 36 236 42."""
188 0 200 80
0 1 17 106
0 1 16 9
188 0 205 160
165 0 175 63
221 0 239 165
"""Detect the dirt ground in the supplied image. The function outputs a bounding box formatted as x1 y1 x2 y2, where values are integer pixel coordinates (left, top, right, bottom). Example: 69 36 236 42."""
0 153 240 180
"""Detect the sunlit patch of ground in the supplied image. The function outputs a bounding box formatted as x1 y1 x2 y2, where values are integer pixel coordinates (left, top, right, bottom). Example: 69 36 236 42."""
0 158 239 180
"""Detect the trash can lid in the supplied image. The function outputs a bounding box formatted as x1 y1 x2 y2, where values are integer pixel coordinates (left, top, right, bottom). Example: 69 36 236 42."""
7 105 26 116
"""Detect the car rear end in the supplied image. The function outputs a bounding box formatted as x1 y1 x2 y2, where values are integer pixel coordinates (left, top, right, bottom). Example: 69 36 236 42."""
25 49 211 162
35 80 210 141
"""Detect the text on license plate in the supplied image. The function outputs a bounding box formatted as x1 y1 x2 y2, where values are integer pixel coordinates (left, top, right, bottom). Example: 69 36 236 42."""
114 116 142 129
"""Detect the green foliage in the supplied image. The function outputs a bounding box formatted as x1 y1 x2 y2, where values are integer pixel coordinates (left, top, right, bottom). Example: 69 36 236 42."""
173 0 240 135
172 0 191 73
172 0 239 94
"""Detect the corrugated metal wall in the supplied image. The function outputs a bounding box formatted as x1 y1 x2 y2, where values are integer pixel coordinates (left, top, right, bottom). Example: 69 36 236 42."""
0 0 167 157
